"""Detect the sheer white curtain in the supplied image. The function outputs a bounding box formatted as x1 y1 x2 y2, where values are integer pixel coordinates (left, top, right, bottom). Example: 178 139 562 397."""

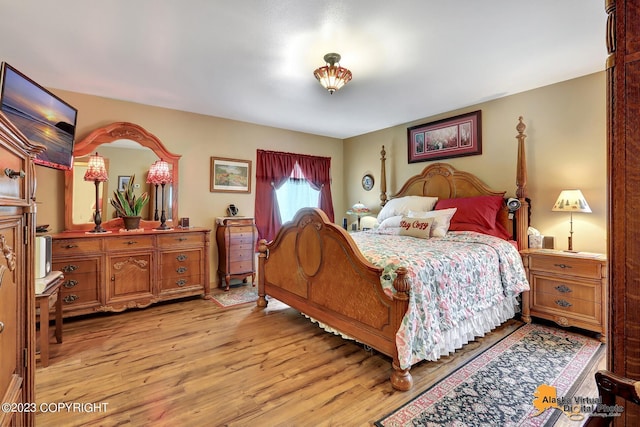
275 178 320 223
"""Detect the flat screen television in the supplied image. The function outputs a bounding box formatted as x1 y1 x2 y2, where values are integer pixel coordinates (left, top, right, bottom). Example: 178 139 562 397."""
0 62 77 170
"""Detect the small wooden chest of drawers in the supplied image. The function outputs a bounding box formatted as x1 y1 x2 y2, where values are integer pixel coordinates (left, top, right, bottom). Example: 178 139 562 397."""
520 249 607 342
216 217 258 290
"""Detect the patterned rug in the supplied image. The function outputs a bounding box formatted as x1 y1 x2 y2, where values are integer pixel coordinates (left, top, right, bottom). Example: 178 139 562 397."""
210 284 258 307
375 323 603 427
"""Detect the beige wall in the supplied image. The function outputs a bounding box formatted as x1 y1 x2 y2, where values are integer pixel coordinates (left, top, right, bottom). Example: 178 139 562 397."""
36 92 344 284
344 72 607 254
37 71 606 287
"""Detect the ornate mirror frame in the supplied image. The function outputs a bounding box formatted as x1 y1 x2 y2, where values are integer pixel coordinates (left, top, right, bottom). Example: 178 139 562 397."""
64 122 181 231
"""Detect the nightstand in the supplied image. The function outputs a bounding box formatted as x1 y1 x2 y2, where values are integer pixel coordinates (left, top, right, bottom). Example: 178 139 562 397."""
520 249 607 342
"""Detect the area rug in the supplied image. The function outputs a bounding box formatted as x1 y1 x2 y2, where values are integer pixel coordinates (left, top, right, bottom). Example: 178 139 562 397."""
210 284 258 308
375 323 602 427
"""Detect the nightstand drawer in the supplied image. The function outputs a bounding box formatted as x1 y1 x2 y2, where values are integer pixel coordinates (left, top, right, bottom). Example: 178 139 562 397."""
529 254 603 279
533 292 601 320
534 276 599 303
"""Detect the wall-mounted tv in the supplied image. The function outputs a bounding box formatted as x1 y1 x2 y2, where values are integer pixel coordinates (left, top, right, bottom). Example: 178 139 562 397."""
0 62 77 170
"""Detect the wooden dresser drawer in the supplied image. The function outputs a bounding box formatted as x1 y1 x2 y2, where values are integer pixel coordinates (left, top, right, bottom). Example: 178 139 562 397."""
161 274 203 290
105 235 154 251
53 258 100 278
157 232 205 248
229 260 254 274
53 238 102 256
529 254 603 279
161 250 202 274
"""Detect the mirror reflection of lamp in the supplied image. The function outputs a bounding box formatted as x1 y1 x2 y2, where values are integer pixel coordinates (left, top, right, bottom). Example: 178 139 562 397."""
147 159 172 230
83 152 109 233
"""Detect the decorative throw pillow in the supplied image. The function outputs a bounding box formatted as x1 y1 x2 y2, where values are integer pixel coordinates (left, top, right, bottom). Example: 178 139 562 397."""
377 196 439 223
399 216 434 239
435 195 510 240
407 207 457 237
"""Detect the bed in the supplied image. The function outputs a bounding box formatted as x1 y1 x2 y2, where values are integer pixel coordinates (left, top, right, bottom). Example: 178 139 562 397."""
257 117 531 391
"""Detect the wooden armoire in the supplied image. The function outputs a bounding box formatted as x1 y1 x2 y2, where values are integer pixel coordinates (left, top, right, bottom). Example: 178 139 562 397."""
0 112 41 426
607 0 640 424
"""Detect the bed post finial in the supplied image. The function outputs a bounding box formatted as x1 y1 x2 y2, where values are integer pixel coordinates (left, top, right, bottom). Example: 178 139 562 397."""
515 116 528 199
380 145 388 206
515 116 530 249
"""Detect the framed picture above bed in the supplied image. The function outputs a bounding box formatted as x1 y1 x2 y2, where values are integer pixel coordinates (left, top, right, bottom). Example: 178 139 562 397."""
407 110 482 163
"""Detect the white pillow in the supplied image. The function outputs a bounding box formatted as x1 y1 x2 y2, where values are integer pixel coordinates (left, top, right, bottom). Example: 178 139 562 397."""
378 215 402 229
407 208 457 237
377 196 438 223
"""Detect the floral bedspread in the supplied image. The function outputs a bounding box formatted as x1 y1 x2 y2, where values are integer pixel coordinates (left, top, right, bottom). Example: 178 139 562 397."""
349 230 530 369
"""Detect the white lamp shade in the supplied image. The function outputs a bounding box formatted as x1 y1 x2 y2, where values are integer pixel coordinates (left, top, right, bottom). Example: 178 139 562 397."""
552 189 592 213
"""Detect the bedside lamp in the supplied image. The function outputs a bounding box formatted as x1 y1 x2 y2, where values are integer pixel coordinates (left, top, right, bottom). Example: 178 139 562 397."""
147 159 172 230
83 152 109 233
552 189 592 252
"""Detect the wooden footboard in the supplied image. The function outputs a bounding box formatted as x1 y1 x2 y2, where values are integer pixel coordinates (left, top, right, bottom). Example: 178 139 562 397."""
257 208 413 390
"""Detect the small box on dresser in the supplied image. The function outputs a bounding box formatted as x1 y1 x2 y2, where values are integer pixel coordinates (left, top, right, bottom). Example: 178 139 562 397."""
520 248 607 342
216 217 258 290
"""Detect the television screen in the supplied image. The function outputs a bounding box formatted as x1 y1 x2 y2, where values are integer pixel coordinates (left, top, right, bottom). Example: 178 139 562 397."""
0 62 77 170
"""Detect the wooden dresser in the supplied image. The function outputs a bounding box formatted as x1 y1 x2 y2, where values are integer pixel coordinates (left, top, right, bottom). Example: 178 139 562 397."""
216 217 257 290
520 248 607 342
51 228 211 317
0 112 43 427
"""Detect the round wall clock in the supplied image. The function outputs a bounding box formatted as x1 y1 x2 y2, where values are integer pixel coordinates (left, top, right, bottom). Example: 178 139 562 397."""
362 174 374 191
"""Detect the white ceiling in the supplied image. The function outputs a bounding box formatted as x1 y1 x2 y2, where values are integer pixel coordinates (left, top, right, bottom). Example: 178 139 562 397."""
0 1 606 139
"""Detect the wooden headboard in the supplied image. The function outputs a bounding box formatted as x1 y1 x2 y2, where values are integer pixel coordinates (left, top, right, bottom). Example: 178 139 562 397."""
379 117 530 249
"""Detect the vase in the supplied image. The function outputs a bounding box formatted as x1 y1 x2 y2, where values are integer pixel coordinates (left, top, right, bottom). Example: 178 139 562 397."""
122 216 141 230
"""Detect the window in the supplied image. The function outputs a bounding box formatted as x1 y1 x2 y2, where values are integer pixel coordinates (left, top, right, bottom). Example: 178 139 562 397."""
255 150 334 242
275 176 320 223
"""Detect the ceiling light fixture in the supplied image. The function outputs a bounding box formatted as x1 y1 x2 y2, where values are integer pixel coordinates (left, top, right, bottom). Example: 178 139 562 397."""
313 53 352 94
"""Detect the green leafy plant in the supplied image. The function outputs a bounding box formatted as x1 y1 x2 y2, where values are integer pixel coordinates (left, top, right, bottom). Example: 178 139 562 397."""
110 174 149 217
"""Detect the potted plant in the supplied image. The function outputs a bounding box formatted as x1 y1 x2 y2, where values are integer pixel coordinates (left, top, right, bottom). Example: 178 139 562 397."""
110 174 150 230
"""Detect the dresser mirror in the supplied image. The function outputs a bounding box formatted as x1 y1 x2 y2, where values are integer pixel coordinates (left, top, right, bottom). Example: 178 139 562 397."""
64 122 181 231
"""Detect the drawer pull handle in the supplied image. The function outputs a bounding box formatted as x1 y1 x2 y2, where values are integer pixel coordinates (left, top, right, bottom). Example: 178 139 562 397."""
62 264 78 273
64 244 78 249
126 241 138 245
4 168 25 179
176 254 188 262
554 284 572 293
63 279 78 289
176 266 188 274
553 263 572 269
178 237 188 241
0 321 4 334
63 294 79 304
176 279 187 287
555 299 572 308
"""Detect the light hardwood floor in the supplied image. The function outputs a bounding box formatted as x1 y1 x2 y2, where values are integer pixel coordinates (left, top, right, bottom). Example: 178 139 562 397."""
35 294 605 426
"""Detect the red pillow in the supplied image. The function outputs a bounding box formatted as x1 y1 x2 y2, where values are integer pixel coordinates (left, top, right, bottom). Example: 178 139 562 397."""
435 195 510 240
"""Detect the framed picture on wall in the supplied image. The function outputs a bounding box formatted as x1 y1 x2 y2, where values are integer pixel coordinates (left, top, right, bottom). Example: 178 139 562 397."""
407 110 482 163
210 157 252 193
117 175 131 192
